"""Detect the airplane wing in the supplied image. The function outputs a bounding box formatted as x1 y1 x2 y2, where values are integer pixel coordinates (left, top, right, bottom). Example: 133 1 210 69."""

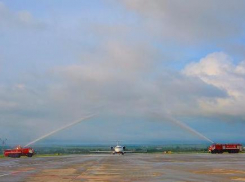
90 151 112 153
124 150 147 153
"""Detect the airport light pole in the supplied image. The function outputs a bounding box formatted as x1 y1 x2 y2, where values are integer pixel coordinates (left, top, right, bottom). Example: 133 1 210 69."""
0 138 7 154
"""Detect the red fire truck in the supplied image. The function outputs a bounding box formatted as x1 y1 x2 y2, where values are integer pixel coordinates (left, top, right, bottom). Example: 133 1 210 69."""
208 143 243 154
4 145 35 158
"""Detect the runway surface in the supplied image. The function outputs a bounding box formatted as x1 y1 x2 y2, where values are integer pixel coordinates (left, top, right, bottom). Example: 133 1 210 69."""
0 153 245 182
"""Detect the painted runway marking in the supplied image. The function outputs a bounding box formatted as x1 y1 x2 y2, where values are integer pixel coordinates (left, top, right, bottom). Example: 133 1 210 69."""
0 173 12 177
0 171 21 178
0 169 36 178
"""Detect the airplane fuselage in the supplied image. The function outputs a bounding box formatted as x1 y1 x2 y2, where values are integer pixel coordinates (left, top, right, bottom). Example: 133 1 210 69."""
113 145 124 155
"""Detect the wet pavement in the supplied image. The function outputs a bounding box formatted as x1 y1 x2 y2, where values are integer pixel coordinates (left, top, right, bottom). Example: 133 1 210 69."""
0 153 245 181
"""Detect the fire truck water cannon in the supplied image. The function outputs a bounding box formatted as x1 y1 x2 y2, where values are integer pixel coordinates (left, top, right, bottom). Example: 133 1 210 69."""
208 143 243 154
4 145 35 158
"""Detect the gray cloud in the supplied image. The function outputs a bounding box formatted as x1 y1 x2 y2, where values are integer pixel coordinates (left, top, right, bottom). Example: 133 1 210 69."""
1 1 244 144
120 0 245 44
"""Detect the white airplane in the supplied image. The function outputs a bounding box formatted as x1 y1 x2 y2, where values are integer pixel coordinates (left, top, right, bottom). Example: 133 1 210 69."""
91 142 132 155
111 142 127 155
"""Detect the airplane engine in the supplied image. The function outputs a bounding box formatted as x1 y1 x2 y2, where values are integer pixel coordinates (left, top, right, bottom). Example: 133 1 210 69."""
110 147 114 151
123 146 125 150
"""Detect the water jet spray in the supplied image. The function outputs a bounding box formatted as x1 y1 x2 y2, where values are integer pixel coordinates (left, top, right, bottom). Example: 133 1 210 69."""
165 115 214 143
152 111 214 143
24 113 97 147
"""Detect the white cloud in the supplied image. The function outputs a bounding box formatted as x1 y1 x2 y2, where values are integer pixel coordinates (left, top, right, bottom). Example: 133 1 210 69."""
50 41 226 118
18 11 34 24
184 52 245 117
236 61 245 74
0 50 239 143
0 2 44 30
184 53 233 76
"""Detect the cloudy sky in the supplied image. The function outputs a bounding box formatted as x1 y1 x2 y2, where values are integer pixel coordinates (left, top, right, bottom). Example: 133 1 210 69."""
1 0 245 146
